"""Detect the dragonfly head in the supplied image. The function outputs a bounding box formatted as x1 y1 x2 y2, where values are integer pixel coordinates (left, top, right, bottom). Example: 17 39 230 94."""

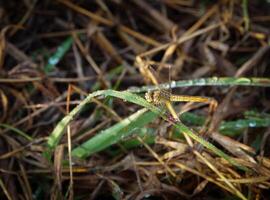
145 90 162 105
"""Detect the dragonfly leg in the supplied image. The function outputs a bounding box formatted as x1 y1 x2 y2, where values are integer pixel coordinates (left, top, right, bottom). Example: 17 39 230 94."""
195 98 218 151
167 113 180 123
199 98 218 134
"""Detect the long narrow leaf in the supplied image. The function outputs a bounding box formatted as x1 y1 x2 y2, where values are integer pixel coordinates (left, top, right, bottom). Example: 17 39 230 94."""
72 109 157 158
127 77 270 93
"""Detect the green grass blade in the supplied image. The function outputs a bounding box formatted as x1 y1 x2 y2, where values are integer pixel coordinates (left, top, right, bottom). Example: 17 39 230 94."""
242 0 250 31
44 36 73 73
72 109 157 158
172 122 248 171
127 77 270 93
107 127 156 156
181 112 270 136
0 123 33 141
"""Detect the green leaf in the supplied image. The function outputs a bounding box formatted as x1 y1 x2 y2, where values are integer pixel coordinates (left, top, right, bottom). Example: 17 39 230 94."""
44 37 73 73
72 109 158 158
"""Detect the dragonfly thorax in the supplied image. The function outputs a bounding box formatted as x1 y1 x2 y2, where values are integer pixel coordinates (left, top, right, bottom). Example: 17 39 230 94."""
145 90 171 105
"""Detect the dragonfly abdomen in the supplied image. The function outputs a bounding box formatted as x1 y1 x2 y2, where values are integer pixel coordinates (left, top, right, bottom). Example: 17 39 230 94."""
170 95 212 103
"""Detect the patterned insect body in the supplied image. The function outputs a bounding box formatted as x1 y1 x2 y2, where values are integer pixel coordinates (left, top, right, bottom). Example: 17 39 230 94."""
145 90 171 105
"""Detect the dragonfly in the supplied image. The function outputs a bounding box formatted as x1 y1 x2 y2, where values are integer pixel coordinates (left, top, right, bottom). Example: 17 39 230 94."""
142 62 218 145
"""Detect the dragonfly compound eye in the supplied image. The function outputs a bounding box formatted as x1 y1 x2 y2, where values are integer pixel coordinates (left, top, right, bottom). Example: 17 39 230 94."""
145 92 153 103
